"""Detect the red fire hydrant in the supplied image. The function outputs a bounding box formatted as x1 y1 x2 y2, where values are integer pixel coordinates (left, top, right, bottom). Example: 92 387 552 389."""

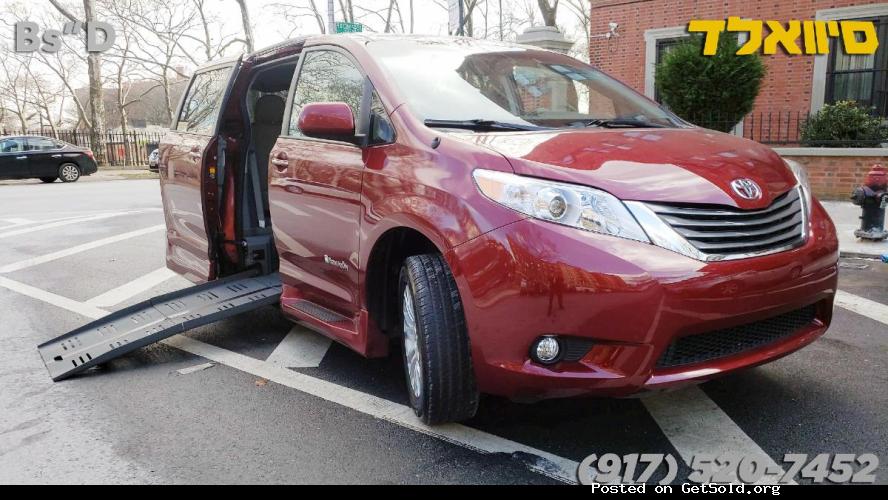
850 164 888 241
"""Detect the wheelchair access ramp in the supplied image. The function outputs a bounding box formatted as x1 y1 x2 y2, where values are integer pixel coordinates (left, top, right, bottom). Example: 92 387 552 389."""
38 272 282 381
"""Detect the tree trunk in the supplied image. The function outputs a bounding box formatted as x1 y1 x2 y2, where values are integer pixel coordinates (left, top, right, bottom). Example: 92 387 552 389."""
196 0 213 61
162 72 173 123
384 0 395 33
338 0 354 23
83 0 107 164
498 0 503 40
120 106 129 167
234 0 254 52
537 0 558 27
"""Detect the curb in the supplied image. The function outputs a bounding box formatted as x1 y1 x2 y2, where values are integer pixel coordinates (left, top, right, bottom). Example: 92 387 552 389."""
840 250 886 260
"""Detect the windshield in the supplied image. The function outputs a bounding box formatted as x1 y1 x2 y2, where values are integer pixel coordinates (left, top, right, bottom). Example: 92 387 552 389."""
366 38 681 129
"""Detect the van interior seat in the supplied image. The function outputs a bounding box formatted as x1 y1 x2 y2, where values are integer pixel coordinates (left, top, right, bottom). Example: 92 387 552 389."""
252 93 286 172
250 94 286 224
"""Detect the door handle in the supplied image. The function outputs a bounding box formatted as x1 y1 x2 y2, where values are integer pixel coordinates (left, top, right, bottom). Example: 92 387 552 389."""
16 156 26 160
271 152 289 172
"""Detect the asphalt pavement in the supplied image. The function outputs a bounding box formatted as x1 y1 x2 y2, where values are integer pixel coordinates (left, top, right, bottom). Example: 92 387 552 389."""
0 177 885 485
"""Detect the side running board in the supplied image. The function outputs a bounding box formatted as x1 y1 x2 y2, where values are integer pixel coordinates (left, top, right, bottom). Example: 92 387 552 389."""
38 272 282 381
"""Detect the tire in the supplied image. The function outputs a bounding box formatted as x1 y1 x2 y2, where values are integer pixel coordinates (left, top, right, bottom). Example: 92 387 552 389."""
399 254 479 424
39 177 57 183
58 163 81 183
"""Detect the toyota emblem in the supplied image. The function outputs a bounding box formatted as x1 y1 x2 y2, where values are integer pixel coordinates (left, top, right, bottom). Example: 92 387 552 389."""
730 178 762 200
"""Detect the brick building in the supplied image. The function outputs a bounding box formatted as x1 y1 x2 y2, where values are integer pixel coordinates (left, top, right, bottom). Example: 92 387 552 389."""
588 1 888 144
584 1 888 199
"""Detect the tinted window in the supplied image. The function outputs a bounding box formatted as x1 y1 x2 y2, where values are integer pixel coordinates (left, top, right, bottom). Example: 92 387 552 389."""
177 66 233 135
366 40 679 128
0 138 25 153
27 137 62 151
370 93 395 144
289 50 363 136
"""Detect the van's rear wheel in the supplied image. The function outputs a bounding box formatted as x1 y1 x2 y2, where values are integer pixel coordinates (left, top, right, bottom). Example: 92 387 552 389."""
399 254 478 424
59 163 81 183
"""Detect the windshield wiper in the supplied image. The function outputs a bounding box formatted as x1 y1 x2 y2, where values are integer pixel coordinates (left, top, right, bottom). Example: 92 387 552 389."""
573 118 669 129
424 119 549 132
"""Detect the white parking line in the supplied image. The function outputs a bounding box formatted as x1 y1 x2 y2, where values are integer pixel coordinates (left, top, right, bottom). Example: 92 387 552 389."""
85 267 177 308
265 326 333 368
642 386 793 485
1 218 32 225
162 335 580 484
10 273 579 484
0 225 165 274
0 276 108 319
10 224 880 485
835 290 888 326
0 210 160 240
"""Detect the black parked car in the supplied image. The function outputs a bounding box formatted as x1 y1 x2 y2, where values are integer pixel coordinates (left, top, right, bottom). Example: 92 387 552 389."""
0 136 98 183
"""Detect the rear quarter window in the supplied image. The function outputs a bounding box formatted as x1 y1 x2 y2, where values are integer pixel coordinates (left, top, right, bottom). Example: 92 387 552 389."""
26 137 62 151
0 138 25 153
176 66 233 135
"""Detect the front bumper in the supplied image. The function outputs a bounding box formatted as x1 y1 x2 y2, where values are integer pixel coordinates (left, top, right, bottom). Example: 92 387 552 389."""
446 199 839 401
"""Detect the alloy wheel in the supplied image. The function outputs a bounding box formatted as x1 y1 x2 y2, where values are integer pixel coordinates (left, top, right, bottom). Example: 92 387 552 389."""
402 287 423 400
60 164 80 182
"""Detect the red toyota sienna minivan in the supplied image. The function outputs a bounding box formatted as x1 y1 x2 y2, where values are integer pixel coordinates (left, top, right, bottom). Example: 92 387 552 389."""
158 35 839 424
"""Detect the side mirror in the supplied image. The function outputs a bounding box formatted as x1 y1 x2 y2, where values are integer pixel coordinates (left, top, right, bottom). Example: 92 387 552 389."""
298 102 356 140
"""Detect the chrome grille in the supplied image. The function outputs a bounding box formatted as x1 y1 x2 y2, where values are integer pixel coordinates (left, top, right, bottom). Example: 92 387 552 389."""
645 188 806 259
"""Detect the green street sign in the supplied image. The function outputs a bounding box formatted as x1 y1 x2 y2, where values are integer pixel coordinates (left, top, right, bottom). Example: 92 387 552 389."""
335 22 363 33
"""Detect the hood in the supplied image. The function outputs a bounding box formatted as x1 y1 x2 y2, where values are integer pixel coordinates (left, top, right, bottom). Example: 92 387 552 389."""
456 127 797 209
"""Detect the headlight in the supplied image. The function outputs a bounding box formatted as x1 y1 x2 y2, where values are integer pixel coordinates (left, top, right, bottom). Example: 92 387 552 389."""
472 169 650 243
784 159 812 214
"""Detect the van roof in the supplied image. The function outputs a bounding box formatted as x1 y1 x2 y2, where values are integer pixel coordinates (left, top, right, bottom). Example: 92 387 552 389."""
245 33 542 61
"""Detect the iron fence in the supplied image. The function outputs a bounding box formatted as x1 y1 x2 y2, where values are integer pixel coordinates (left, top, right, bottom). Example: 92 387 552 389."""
4 113 886 166
685 111 888 147
0 129 166 167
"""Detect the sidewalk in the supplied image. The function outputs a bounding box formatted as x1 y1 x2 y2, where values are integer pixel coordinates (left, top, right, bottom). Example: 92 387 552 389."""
821 201 888 259
87 169 159 181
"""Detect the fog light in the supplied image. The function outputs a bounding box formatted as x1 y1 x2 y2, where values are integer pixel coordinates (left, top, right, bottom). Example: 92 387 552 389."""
531 336 562 365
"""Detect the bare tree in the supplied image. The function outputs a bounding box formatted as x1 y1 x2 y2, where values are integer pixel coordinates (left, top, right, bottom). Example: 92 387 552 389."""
442 0 482 37
49 0 108 163
233 0 254 52
181 0 250 62
563 0 590 61
105 27 142 164
271 1 327 35
0 56 38 131
105 0 198 122
537 0 558 27
338 0 354 23
0 2 79 131
353 0 400 33
23 60 66 135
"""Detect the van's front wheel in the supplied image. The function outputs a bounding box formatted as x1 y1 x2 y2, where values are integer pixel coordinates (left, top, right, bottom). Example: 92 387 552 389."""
399 254 478 425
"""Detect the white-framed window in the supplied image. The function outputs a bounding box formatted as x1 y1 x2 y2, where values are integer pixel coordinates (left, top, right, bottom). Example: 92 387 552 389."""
643 26 690 100
643 26 746 135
